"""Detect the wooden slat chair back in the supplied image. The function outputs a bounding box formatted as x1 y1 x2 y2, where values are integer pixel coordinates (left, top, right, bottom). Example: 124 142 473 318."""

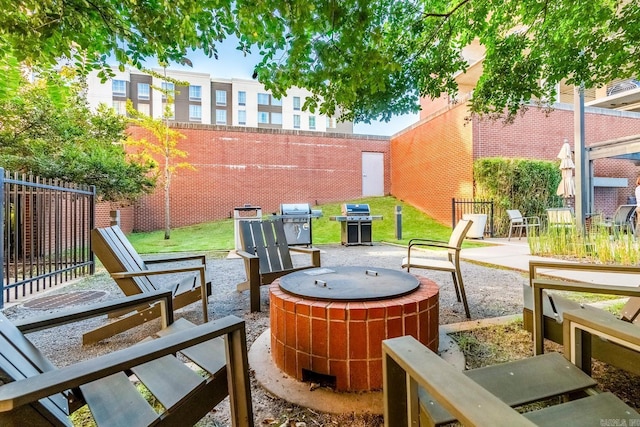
239 220 294 275
0 312 254 426
523 260 640 376
236 219 321 312
0 331 73 426
92 226 157 295
89 225 211 344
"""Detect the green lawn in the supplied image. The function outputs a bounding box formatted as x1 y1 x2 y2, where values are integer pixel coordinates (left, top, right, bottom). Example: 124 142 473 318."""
127 196 487 253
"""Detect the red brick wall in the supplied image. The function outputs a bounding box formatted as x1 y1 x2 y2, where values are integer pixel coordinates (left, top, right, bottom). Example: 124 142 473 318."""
390 103 474 225
474 106 640 216
390 104 640 226
95 202 135 233
127 124 390 231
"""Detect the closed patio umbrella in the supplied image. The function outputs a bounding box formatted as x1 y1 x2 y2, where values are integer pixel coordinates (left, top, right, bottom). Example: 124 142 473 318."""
556 139 575 199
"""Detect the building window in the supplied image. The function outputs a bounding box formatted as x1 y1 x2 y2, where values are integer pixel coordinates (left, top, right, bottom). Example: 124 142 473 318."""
238 91 246 106
112 100 127 115
162 102 175 119
271 112 283 125
293 96 301 111
258 111 269 124
326 116 337 128
137 83 150 100
112 80 126 97
189 105 202 121
137 103 150 116
258 93 270 105
271 97 282 106
216 109 227 124
161 82 174 100
293 114 301 129
238 110 247 125
309 116 316 130
189 85 202 101
215 90 227 106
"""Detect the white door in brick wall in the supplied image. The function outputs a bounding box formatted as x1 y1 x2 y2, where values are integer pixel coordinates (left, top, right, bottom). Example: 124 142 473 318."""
362 152 384 196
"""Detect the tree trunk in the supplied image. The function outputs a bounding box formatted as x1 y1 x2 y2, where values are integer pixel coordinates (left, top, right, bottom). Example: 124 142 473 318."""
164 159 171 240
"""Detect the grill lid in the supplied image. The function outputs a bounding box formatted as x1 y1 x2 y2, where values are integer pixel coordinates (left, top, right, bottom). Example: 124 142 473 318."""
342 204 371 215
280 203 312 215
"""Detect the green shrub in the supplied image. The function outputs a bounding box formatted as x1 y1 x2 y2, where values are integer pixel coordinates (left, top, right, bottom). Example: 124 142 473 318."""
474 158 562 236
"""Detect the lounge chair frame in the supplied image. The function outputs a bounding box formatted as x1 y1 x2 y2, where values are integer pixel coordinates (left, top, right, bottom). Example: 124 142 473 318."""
0 292 254 426
402 219 473 318
524 260 640 376
382 335 639 427
90 225 212 344
506 209 540 240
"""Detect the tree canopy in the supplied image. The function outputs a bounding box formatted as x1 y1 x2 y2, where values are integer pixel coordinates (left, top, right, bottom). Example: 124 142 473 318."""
1 0 638 122
0 71 156 201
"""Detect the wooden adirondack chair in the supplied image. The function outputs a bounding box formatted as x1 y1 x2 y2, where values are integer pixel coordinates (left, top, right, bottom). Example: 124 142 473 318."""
89 225 212 344
383 335 639 427
236 219 321 312
523 260 640 376
0 295 253 427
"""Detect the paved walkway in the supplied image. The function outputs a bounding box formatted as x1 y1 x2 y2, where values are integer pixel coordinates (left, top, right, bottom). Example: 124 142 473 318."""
462 237 640 286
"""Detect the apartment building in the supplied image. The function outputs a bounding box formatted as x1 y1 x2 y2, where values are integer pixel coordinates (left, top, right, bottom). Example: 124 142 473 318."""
85 68 353 134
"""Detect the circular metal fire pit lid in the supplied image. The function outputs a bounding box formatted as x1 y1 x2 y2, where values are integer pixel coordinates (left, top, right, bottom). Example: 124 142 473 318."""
279 266 419 301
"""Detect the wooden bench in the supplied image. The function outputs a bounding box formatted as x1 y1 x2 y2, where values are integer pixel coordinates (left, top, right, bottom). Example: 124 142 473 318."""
236 219 321 312
0 294 253 426
382 335 639 427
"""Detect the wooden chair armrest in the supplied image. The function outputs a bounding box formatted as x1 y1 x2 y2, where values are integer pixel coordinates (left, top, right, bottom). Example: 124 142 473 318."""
289 246 321 267
563 308 640 346
383 335 534 426
12 290 175 334
235 250 259 261
144 254 206 266
111 265 206 279
288 247 320 255
0 315 245 412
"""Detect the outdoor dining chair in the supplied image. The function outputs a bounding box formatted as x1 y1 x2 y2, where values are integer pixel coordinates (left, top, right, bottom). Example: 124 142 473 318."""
506 209 540 240
402 219 473 318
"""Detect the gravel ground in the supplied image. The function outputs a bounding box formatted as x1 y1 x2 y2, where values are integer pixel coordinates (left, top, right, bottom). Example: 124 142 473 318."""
2 243 528 426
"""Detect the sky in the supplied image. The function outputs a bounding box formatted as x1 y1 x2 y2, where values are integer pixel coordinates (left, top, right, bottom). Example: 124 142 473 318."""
142 38 420 136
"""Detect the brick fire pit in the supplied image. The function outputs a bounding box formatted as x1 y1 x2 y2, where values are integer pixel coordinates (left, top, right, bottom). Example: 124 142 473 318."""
270 266 439 392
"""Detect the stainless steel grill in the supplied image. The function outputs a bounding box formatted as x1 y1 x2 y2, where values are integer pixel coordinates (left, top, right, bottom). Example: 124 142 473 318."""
274 203 322 246
330 204 383 246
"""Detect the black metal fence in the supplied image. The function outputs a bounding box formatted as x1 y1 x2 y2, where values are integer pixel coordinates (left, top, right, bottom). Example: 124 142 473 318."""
1 168 95 308
452 198 494 238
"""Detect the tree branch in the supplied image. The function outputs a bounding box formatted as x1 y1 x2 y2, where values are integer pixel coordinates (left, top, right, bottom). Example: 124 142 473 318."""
422 0 472 19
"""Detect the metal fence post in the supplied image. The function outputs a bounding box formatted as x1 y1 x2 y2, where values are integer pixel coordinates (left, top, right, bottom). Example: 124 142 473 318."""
0 167 4 309
90 185 96 275
451 198 456 229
